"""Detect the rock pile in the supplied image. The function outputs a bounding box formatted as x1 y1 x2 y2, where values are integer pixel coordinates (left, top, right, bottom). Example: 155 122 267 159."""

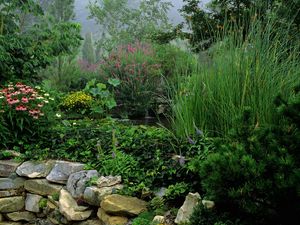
0 160 147 225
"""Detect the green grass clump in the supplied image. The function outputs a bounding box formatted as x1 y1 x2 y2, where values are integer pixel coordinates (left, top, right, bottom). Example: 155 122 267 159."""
172 19 300 137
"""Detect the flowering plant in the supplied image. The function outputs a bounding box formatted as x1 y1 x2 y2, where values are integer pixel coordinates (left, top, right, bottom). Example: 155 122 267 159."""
100 41 162 116
0 82 54 148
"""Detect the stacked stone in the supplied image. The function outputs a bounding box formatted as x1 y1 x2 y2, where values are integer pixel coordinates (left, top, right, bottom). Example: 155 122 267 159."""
0 160 147 225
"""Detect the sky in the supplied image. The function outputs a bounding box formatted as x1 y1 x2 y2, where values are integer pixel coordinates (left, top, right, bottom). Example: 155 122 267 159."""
74 0 211 36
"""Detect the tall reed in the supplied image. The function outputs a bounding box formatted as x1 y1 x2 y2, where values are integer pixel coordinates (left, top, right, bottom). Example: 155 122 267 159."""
172 19 300 137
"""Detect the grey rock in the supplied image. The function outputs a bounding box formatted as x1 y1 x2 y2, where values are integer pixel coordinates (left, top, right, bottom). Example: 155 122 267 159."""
16 161 54 178
24 179 63 196
25 193 43 213
0 177 25 190
46 161 85 184
96 175 121 188
83 185 123 206
0 160 22 177
67 170 98 198
0 196 25 213
175 192 201 224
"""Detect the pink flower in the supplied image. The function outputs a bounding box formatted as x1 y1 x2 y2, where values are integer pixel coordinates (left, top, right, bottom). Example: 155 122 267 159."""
21 97 29 103
16 105 27 111
37 103 44 108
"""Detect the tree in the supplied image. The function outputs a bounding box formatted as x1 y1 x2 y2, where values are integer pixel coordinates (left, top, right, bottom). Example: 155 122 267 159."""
0 0 81 83
82 32 96 64
89 0 173 53
180 0 300 52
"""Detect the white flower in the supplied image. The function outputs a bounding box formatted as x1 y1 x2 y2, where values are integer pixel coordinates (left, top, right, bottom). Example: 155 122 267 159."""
36 96 44 100
56 113 62 118
44 100 49 104
35 86 41 89
49 97 54 101
44 93 50 97
73 122 76 125
0 96 4 99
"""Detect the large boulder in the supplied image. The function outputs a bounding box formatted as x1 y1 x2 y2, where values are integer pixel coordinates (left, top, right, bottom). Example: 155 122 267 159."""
6 211 36 222
0 196 25 213
97 208 128 225
175 192 201 224
66 170 98 198
100 194 147 217
59 189 92 221
46 161 84 184
25 193 43 213
24 179 63 196
0 160 22 177
16 161 54 178
96 176 121 188
83 185 123 206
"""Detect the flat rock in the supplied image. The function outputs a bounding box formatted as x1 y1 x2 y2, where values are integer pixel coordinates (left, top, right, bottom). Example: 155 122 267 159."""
24 179 63 196
59 189 92 221
6 211 36 222
100 194 147 217
96 176 121 188
0 222 22 225
74 219 103 225
0 196 25 213
0 189 23 198
97 208 128 225
0 160 22 177
0 177 25 190
67 170 98 198
83 185 123 206
175 192 201 224
153 215 165 223
25 193 43 213
46 161 84 184
16 161 54 178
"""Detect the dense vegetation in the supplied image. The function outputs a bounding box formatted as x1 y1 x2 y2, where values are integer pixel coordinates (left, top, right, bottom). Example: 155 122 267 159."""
0 0 299 224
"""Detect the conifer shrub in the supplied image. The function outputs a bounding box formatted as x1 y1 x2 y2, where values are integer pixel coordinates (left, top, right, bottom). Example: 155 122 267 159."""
189 85 300 224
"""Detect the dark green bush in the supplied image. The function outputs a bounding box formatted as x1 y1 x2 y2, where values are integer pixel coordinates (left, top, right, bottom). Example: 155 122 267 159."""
189 86 300 225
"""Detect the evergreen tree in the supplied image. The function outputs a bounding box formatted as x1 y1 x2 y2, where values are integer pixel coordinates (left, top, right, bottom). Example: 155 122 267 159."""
82 32 96 64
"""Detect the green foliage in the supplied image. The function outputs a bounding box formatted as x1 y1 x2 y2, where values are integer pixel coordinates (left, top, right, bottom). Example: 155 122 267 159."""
172 18 300 137
190 86 300 224
164 182 189 204
82 32 96 64
0 1 82 83
84 79 119 117
38 198 47 209
51 192 60 201
132 211 156 225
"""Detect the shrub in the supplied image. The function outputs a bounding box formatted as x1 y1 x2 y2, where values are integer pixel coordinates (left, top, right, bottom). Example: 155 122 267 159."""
60 91 93 114
0 82 55 148
189 86 300 224
100 41 162 117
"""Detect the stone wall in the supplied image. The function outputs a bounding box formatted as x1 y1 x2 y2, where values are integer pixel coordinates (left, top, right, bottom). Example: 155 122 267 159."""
0 160 147 225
